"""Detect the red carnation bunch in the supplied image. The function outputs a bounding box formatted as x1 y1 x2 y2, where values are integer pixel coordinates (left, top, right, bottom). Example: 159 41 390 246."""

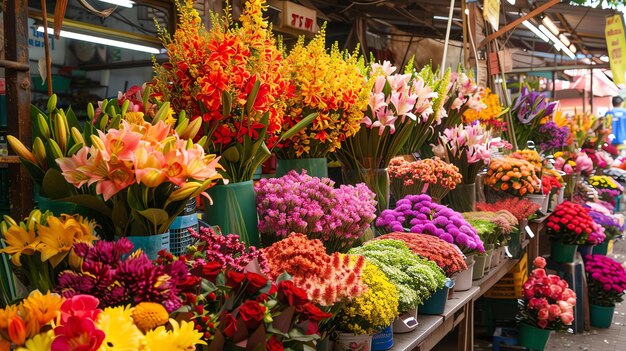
375 232 467 277
546 201 599 245
262 233 367 306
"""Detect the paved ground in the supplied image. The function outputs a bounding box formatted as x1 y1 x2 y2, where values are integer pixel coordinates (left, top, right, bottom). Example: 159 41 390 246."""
544 240 626 351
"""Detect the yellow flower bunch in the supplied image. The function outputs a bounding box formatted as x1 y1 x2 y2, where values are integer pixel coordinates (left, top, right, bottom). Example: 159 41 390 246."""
511 149 542 173
462 88 503 124
337 257 399 335
0 210 97 292
589 175 621 190
278 25 368 158
97 304 205 351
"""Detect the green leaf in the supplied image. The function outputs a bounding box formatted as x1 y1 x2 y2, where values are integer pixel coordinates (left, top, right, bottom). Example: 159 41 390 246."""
245 80 261 115
65 107 81 132
137 208 169 226
66 143 83 156
278 112 317 143
19 158 45 186
109 115 121 130
221 90 232 118
41 169 76 200
200 278 217 294
61 195 112 218
111 201 129 234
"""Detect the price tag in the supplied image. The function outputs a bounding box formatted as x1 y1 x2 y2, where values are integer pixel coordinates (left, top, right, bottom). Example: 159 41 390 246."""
525 225 535 239
504 246 513 258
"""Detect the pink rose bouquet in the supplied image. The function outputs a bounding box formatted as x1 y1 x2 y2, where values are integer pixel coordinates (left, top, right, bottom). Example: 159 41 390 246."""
585 254 626 307
519 257 577 330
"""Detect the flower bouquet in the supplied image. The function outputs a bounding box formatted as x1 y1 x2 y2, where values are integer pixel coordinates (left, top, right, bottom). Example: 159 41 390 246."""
588 211 622 255
0 291 204 351
55 238 194 312
401 62 446 155
542 171 564 197
335 61 439 213
463 211 518 249
518 256 576 350
348 239 446 312
183 225 269 273
54 119 222 248
261 234 367 307
335 257 399 336
510 149 542 173
476 197 540 222
376 194 485 255
485 157 541 197
534 120 570 154
546 201 602 262
179 262 330 350
388 157 461 203
585 254 626 327
510 86 558 149
585 254 626 306
255 171 376 253
462 87 505 133
376 232 467 277
438 71 485 130
432 123 490 212
277 26 367 167
589 175 623 199
0 210 96 294
152 0 315 182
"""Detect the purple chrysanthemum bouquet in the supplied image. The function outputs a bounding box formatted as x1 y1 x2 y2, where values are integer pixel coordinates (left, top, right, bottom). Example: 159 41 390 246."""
256 171 377 253
376 194 484 254
55 238 189 312
585 254 626 306
588 211 623 241
536 120 570 153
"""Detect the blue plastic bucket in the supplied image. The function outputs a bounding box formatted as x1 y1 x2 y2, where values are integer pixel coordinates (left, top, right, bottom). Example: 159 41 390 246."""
169 213 199 256
126 231 170 260
372 325 393 350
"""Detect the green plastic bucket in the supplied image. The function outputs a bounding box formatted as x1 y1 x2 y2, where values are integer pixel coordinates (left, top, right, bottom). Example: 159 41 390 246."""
550 241 578 263
518 322 551 351
590 304 615 328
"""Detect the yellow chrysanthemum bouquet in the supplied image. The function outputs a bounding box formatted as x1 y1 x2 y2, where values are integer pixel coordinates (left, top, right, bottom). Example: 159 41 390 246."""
336 258 399 335
0 209 97 294
276 26 368 161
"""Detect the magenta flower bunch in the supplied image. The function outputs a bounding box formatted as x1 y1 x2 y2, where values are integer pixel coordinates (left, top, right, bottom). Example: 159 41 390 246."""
585 254 626 306
55 238 192 312
255 171 376 253
376 194 484 254
184 226 269 273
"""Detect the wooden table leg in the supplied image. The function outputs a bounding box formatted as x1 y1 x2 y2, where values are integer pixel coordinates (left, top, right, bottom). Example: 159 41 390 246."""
457 301 474 351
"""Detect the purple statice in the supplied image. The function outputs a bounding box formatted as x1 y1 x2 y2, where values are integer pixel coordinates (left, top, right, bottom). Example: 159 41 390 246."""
588 210 623 240
537 121 569 153
56 238 188 312
376 194 485 253
255 171 376 253
186 226 269 273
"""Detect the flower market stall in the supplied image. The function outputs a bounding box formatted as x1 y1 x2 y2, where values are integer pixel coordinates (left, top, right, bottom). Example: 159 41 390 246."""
1 0 626 351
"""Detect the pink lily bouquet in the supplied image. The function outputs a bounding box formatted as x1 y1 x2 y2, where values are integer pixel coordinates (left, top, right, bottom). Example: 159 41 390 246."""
336 60 438 212
433 123 490 184
56 119 223 237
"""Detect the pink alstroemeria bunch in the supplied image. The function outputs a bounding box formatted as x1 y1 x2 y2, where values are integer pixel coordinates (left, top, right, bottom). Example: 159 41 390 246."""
433 123 490 184
57 120 224 237
519 257 577 330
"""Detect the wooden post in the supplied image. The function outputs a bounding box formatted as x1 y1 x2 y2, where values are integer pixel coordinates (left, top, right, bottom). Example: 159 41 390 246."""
4 0 34 219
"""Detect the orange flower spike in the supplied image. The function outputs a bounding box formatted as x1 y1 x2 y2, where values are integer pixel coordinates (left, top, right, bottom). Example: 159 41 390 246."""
7 316 26 346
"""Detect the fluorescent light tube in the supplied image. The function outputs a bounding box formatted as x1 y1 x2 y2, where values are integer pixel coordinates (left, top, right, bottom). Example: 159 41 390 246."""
99 0 134 8
37 26 160 54
507 0 515 4
433 16 449 20
559 34 570 47
523 20 549 42
538 25 575 59
542 16 560 35
569 44 577 53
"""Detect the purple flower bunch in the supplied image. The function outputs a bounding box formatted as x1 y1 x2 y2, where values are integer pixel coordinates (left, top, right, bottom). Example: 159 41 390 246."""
186 226 269 273
583 221 606 246
55 238 189 312
255 171 376 253
536 121 569 152
376 194 484 253
585 254 626 306
588 211 623 240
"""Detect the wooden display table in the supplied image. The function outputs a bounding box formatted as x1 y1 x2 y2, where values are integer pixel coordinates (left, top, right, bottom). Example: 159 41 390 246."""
389 253 525 351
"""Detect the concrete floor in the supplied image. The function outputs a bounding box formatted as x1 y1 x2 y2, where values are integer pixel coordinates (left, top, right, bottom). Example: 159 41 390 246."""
544 240 626 351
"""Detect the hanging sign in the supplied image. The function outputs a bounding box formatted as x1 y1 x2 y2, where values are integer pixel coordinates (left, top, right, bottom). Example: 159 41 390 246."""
483 0 500 30
282 1 317 33
606 14 626 85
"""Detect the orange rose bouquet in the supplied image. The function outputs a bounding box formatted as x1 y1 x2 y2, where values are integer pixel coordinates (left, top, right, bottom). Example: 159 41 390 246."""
486 157 541 196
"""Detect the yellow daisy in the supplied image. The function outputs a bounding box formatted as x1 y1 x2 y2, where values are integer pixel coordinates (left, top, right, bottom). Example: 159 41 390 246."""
96 306 145 351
